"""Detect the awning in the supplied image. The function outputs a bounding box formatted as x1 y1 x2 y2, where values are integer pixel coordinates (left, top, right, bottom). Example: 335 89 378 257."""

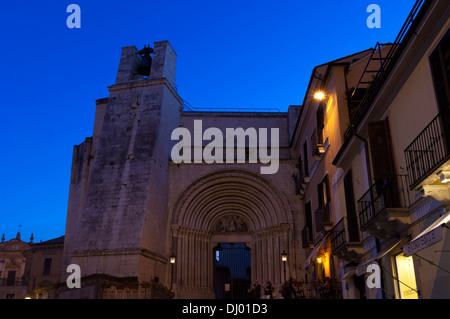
304 233 329 269
403 209 450 257
356 236 410 276
342 268 356 280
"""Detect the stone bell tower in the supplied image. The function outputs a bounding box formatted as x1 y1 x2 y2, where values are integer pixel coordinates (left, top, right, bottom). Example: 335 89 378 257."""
63 41 182 284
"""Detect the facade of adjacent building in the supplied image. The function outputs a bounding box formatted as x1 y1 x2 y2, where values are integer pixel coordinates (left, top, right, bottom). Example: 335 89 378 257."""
0 233 32 299
331 0 450 299
16 0 446 299
23 236 65 299
0 233 65 299
290 47 376 297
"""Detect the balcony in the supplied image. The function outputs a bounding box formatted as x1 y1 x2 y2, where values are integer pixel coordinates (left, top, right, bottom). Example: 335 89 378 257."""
301 225 314 249
0 278 28 287
357 175 411 239
315 202 332 234
330 217 363 263
404 113 450 201
311 133 329 161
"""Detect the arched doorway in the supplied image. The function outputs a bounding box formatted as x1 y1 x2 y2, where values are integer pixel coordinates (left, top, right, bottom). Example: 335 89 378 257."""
168 170 295 299
213 243 251 299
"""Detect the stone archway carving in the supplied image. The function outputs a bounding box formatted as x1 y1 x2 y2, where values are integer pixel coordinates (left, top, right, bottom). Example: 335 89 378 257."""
168 170 295 299
214 214 249 233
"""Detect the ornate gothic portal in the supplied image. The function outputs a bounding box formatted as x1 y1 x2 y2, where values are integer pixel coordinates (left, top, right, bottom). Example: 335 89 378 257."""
169 170 295 299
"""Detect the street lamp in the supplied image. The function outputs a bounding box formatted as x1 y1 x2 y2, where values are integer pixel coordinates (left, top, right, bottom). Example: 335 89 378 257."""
170 254 176 293
281 250 287 282
314 91 326 101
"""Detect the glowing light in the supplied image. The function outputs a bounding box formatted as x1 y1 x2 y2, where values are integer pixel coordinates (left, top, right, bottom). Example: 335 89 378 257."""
281 250 288 262
314 91 325 100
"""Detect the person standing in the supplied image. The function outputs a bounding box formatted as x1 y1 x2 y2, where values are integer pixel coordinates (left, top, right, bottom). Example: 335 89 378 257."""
284 278 296 299
254 280 261 299
247 282 255 299
264 280 274 299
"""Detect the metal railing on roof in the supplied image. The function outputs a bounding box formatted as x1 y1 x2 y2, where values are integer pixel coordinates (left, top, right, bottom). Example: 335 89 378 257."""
344 0 429 141
181 100 281 113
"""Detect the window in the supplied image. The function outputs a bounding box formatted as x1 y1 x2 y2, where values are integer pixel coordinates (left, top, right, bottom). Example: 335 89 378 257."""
318 175 331 211
344 170 360 242
43 258 52 276
316 175 331 231
316 102 325 145
303 141 309 177
305 201 313 232
297 155 304 179
394 253 419 299
430 29 450 147
368 119 396 181
6 271 16 286
5 294 15 299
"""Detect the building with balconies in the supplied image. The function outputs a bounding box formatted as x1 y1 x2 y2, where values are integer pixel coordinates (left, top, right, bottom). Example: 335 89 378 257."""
290 43 374 295
332 0 450 299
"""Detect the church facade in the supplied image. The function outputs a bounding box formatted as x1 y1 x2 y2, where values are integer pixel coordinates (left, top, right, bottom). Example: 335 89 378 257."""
61 41 305 299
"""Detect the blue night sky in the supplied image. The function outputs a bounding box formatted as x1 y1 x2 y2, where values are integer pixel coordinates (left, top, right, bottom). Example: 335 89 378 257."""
0 0 416 242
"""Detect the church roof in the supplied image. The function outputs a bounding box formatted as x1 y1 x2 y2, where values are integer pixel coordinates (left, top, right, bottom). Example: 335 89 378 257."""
32 235 65 246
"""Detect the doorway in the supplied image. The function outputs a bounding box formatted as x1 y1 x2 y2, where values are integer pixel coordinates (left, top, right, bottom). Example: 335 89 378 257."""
213 243 251 299
394 253 419 299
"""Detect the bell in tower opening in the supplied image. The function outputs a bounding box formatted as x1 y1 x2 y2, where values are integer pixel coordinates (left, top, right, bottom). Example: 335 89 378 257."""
136 45 153 77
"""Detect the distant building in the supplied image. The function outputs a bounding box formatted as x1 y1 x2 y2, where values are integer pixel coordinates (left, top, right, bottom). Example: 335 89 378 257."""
24 236 65 299
0 233 32 299
0 233 66 299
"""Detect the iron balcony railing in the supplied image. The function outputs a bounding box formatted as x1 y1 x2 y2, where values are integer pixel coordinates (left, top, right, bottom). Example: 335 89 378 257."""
301 225 314 248
0 278 28 287
404 113 450 189
357 175 411 230
315 202 331 233
330 217 360 253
